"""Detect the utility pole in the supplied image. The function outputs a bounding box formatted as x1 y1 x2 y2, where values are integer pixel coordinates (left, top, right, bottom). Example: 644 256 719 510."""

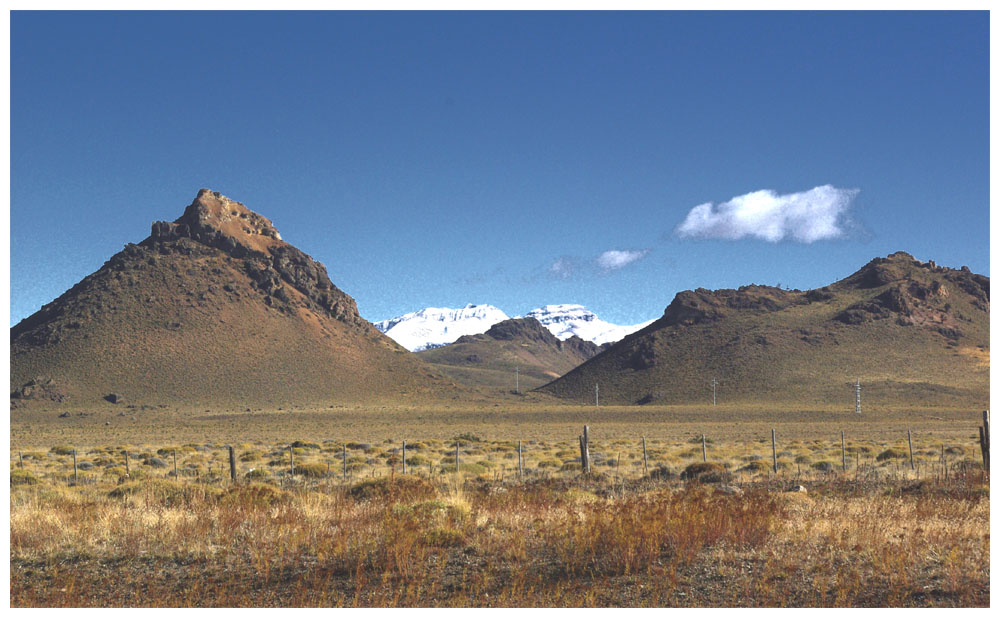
515 366 519 394
595 383 599 407
855 379 862 414
712 378 717 407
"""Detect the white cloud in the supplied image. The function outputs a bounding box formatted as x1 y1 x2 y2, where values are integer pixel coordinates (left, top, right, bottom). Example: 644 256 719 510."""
596 249 649 271
675 185 860 243
548 257 576 279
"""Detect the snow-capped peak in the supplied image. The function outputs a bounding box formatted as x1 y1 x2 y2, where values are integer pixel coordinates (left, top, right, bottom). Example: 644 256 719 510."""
524 304 653 346
373 304 509 351
374 302 654 351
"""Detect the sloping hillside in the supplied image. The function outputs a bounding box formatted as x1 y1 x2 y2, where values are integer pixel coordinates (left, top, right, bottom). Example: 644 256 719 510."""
11 189 460 408
540 252 989 409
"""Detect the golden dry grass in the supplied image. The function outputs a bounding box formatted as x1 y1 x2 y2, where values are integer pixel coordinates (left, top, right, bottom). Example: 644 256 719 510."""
9 429 990 608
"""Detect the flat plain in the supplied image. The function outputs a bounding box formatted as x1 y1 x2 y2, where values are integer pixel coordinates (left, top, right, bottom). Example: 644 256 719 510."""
10 402 990 607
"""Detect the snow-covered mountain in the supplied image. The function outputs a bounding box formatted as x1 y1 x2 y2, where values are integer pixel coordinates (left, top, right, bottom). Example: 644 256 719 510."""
524 304 655 346
373 304 510 352
374 302 653 351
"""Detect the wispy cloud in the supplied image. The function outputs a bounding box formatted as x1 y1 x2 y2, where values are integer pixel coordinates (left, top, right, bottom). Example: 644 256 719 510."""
548 256 580 280
538 250 649 281
675 185 860 243
596 249 649 272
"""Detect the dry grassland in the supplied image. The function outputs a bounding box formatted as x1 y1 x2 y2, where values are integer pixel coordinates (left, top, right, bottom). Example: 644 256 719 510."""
9 414 990 607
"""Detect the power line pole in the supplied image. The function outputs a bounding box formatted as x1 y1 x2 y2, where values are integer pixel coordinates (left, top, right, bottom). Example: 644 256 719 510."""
712 377 717 407
855 378 862 414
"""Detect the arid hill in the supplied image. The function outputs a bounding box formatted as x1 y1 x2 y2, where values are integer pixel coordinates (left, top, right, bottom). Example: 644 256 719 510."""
11 189 459 408
539 252 989 408
417 317 603 392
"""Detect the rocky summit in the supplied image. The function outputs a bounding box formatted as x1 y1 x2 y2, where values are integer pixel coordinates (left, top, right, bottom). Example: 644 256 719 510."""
11 190 458 408
540 252 989 408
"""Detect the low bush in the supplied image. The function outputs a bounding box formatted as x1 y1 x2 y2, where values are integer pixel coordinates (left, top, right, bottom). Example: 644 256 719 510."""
293 462 328 478
877 448 907 462
680 462 728 483
422 527 465 548
10 469 38 486
349 475 437 502
220 483 291 508
738 461 768 473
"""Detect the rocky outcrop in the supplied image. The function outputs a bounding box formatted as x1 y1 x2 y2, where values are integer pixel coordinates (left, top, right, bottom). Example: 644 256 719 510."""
11 377 68 405
144 189 365 328
558 335 602 359
661 285 796 327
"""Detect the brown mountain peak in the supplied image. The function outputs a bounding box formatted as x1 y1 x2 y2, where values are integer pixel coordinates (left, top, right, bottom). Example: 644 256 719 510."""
149 189 283 257
484 317 557 343
11 190 461 407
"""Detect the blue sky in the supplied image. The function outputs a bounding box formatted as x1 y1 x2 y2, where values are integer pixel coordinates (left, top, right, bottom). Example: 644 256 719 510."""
10 11 989 327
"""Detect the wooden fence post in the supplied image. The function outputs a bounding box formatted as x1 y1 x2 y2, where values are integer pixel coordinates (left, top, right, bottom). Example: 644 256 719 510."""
702 434 707 463
642 436 648 475
907 428 914 471
343 444 347 482
771 429 777 474
18 452 23 468
289 445 294 477
228 445 236 483
173 450 178 479
72 449 78 484
455 441 460 476
582 425 591 474
125 450 130 477
402 440 407 475
981 410 990 475
980 426 988 475
518 440 523 480
841 431 846 472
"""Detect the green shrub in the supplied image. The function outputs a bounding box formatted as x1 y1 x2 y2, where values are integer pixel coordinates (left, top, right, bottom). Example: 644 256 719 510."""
220 483 290 508
876 448 907 462
50 445 76 456
11 469 38 486
293 462 328 478
646 465 675 480
422 527 465 548
349 475 437 502
738 461 768 473
680 462 728 483
245 468 270 480
439 462 488 476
